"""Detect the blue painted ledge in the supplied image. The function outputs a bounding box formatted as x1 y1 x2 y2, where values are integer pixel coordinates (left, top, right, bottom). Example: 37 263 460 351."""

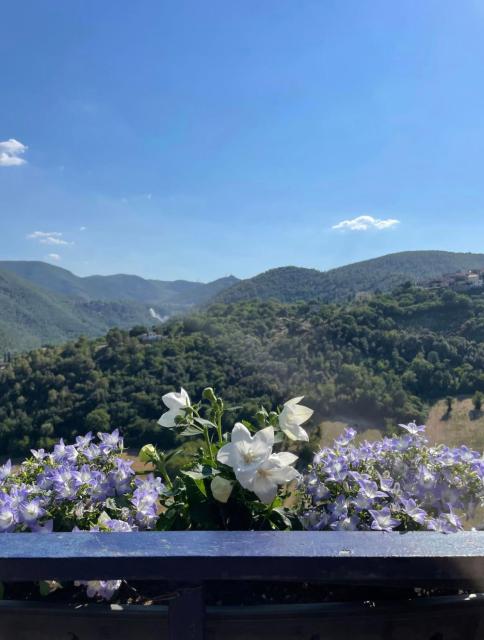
0 531 483 588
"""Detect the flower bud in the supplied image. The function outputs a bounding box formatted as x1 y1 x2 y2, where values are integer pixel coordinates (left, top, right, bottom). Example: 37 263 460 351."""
202 387 217 403
211 476 234 503
138 444 159 464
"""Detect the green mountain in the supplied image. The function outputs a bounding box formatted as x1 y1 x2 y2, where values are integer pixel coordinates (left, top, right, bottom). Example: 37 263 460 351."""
217 251 484 303
0 261 238 307
0 269 152 352
0 262 238 352
2 251 484 353
2 284 484 457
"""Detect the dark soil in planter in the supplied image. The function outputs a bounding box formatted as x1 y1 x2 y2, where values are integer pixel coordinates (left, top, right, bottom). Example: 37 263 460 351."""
2 580 469 607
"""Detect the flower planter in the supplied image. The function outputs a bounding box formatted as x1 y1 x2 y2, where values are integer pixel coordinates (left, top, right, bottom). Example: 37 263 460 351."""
0 594 483 640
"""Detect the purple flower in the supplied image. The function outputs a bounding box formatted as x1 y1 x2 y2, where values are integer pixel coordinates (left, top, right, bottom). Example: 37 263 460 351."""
75 432 94 449
0 460 12 482
98 429 123 454
18 499 45 526
109 458 135 494
368 507 400 532
76 580 122 600
330 515 360 531
30 449 47 462
30 519 53 533
0 506 16 532
358 479 388 500
398 422 426 436
335 428 357 447
52 440 78 464
399 498 427 525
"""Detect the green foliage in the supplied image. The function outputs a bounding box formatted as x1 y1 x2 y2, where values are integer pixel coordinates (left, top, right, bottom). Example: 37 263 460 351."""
217 251 484 304
473 392 483 412
2 285 484 457
0 263 239 352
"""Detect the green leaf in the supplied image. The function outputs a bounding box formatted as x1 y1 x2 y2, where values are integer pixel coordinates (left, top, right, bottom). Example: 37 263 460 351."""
39 580 63 596
225 405 242 412
179 425 204 436
181 465 220 481
193 418 216 429
165 448 183 461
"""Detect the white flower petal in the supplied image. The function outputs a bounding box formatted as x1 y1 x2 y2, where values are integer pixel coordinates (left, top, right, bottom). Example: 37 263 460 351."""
162 388 190 410
272 451 298 466
284 396 305 407
280 422 309 442
217 442 236 466
231 422 252 443
253 426 274 449
268 464 300 485
158 409 177 428
278 397 312 442
250 475 279 504
290 404 313 424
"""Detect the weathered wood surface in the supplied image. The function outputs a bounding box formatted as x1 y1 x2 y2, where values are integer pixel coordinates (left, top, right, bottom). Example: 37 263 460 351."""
0 531 484 588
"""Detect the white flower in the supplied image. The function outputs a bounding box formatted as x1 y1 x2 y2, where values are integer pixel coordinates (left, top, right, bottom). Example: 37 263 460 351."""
278 396 313 441
158 388 190 428
237 452 300 504
211 476 234 503
217 423 273 473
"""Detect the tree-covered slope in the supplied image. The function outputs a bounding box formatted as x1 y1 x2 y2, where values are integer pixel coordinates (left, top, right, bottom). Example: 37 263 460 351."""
0 261 239 351
217 251 484 303
0 261 239 306
0 269 154 352
2 285 484 457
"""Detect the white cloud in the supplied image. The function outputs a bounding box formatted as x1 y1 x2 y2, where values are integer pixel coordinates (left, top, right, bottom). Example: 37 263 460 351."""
332 215 400 231
80 226 87 231
27 231 73 246
46 253 61 262
0 138 28 166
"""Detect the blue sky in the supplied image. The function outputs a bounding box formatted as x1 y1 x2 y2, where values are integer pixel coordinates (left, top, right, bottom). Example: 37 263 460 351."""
1 0 484 281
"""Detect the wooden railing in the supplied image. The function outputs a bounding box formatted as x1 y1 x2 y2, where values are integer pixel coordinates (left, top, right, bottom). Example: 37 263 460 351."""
1 531 484 639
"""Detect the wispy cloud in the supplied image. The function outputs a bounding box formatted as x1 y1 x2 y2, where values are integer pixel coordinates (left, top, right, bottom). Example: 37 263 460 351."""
46 253 61 262
80 226 87 231
0 139 28 166
332 215 400 231
27 231 73 246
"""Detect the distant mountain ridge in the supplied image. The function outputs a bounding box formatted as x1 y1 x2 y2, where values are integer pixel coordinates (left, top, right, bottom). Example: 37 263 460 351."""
216 251 484 304
0 261 238 306
3 251 484 352
0 262 238 352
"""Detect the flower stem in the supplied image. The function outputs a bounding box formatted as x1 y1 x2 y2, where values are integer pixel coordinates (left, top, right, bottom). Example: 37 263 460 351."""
204 426 214 464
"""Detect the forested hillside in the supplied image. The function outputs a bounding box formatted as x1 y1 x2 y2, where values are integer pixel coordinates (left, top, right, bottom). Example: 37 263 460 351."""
1 285 484 457
3 251 484 352
0 269 156 352
0 262 238 351
0 261 238 306
217 251 484 303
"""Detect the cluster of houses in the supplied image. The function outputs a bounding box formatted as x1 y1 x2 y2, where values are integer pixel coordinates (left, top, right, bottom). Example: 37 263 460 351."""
424 269 484 291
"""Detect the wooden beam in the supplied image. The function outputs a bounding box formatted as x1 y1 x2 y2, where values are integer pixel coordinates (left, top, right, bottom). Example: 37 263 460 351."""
0 532 483 589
